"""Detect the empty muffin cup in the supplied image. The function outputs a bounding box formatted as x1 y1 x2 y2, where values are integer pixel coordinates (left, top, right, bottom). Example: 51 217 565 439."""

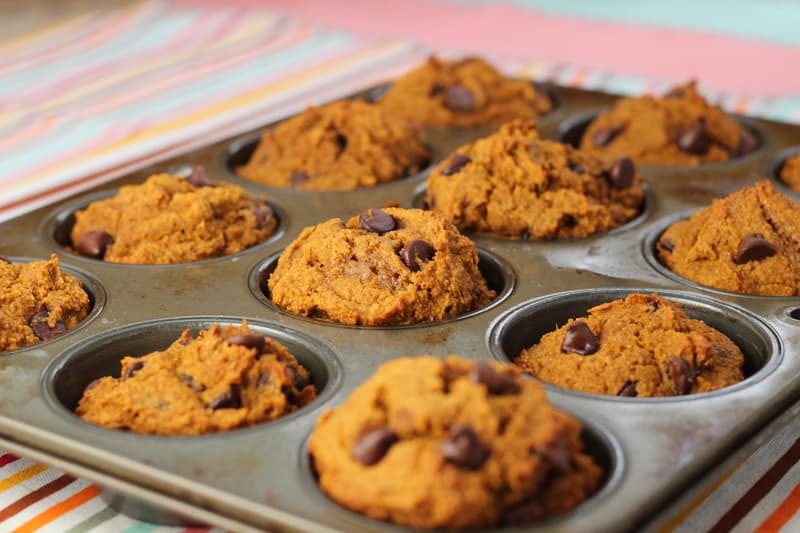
488 288 780 399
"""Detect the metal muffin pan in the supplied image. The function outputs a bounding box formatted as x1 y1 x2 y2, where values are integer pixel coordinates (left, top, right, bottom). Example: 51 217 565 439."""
1 84 800 532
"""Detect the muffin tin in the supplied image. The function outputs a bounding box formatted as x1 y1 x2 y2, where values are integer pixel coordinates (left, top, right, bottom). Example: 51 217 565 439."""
1 83 800 532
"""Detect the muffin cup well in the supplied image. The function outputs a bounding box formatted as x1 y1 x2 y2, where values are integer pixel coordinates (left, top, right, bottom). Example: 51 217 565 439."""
41 188 285 267
1 257 106 356
298 416 624 531
642 211 800 301
248 247 515 329
558 109 765 169
767 145 800 199
487 288 781 401
41 316 342 436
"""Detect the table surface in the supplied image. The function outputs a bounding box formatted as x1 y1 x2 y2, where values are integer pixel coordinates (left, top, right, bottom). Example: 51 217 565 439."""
1 1 799 532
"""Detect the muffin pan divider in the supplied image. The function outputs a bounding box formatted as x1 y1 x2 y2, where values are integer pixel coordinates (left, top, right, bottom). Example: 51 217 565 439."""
1 84 800 531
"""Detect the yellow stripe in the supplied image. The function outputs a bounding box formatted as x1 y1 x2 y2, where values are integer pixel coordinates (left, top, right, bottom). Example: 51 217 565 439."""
0 464 48 493
17 41 413 188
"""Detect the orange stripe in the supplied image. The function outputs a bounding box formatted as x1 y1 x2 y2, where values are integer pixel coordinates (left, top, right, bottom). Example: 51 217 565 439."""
11 484 99 533
755 482 800 533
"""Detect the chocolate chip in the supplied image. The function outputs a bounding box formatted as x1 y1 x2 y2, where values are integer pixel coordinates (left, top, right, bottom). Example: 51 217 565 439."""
441 153 470 176
84 378 102 394
185 166 216 187
561 321 599 355
29 310 66 340
178 373 205 392
335 132 348 150
123 360 144 380
617 381 638 397
289 170 309 186
227 334 266 353
592 125 624 147
468 362 519 395
353 428 398 465
208 384 242 409
677 119 710 155
666 356 693 395
658 238 675 252
439 426 489 469
604 156 635 189
568 161 586 174
253 204 274 229
502 500 544 526
734 233 776 264
736 129 758 156
401 240 435 271
443 85 476 112
429 83 444 97
286 365 309 390
75 230 114 259
359 209 396 234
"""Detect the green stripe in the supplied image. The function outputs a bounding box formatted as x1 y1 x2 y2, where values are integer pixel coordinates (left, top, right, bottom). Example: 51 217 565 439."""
63 506 117 533
510 0 800 46
121 523 159 533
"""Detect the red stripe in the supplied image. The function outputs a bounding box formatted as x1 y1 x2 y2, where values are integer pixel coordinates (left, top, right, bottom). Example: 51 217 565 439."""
709 437 800 533
0 474 75 522
0 454 19 468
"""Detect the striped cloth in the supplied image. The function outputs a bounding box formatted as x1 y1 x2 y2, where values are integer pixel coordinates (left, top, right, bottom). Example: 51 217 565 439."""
1 1 800 531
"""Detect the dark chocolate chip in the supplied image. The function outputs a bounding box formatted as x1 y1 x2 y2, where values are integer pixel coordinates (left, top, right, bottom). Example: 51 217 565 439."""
441 153 470 176
568 161 586 174
561 321 599 356
502 500 544 526
178 373 205 392
734 233 776 264
401 240 435 271
658 238 675 252
666 356 693 395
227 334 266 353
353 427 398 466
0 256 9 264
253 204 274 229
736 129 758 157
617 381 638 397
334 132 348 150
123 360 144 380
185 166 216 187
592 125 625 147
289 170 309 186
562 214 577 228
468 362 519 395
208 384 242 409
286 365 309 390
29 310 67 340
677 119 710 155
443 85 476 112
359 209 396 234
440 425 490 469
604 156 635 189
84 378 102 394
75 230 114 259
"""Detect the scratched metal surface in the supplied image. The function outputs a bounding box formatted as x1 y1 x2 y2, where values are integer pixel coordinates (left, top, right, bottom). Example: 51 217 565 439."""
0 85 799 532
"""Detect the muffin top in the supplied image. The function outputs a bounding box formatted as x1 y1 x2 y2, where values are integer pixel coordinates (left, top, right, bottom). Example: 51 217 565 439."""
76 322 316 435
267 208 495 325
380 56 553 127
779 153 800 193
236 99 430 190
426 120 645 239
0 254 90 351
309 356 603 529
580 81 757 166
658 180 800 296
515 293 745 397
70 169 276 264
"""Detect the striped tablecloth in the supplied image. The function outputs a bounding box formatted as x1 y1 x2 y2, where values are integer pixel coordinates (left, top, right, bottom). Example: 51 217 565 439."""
1 1 799 531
